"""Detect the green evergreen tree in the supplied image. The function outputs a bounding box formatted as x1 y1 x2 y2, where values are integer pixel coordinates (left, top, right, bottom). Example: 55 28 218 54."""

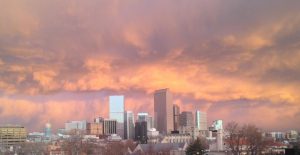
186 138 207 155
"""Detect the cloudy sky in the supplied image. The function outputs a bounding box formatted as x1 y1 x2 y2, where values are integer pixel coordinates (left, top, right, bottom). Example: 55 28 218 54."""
0 0 300 132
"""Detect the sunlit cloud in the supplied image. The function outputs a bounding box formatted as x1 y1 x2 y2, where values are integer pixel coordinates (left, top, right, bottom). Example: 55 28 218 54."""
0 0 300 131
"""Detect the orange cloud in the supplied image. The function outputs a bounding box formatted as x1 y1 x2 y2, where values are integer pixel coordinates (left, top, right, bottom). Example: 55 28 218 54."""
1 0 300 131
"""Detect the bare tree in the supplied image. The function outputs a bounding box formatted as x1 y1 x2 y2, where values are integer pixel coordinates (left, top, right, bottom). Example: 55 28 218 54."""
242 124 266 155
225 121 243 155
225 122 266 155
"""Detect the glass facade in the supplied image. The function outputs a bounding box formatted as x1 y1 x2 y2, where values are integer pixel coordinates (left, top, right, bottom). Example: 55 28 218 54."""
195 110 207 130
109 96 124 123
109 95 125 138
213 120 223 130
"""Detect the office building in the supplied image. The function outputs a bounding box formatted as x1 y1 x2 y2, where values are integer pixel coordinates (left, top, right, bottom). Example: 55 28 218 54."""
44 123 52 138
137 113 154 130
179 111 194 128
271 132 285 141
94 117 104 123
109 95 125 138
147 115 154 129
286 130 298 140
103 119 117 135
137 113 148 122
27 132 44 143
147 128 160 143
65 120 87 134
161 133 193 144
87 122 103 136
135 121 148 144
173 104 180 131
124 111 135 139
154 88 174 134
213 120 223 130
195 111 207 130
0 125 27 148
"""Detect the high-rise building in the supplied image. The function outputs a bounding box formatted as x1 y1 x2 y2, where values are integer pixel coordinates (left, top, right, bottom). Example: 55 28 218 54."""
154 88 174 134
44 123 52 138
0 125 27 148
109 95 125 138
195 111 207 130
137 113 154 130
173 104 180 131
147 115 154 129
135 121 148 144
179 111 194 128
137 113 148 122
124 111 135 139
103 119 117 135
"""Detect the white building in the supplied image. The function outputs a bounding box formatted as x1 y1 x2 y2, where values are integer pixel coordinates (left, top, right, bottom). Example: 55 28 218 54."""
161 134 193 144
209 120 224 151
107 134 122 141
131 143 188 155
65 120 87 132
195 111 207 130
147 128 160 143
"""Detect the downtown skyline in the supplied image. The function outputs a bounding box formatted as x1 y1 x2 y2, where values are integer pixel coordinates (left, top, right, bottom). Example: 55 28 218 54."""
0 0 300 132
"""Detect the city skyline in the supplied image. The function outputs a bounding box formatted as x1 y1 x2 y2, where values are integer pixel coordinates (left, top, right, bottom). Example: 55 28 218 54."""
0 0 300 132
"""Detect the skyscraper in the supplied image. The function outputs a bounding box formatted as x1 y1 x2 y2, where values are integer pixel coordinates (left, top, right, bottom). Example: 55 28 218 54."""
179 111 194 128
109 95 125 138
135 121 148 144
124 111 135 139
154 88 174 134
173 104 180 131
195 110 207 130
137 113 148 122
44 123 52 138
137 113 154 130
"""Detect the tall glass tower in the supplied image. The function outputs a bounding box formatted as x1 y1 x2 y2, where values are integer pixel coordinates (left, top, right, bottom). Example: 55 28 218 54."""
195 110 207 130
109 95 125 138
44 123 52 138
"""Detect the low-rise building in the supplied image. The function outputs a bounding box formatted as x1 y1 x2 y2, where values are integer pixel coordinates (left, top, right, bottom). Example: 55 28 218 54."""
0 125 27 149
103 119 117 135
161 133 193 144
86 122 103 136
131 143 188 155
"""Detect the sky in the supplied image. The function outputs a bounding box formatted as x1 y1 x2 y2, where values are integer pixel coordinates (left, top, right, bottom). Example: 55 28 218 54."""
0 0 300 132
